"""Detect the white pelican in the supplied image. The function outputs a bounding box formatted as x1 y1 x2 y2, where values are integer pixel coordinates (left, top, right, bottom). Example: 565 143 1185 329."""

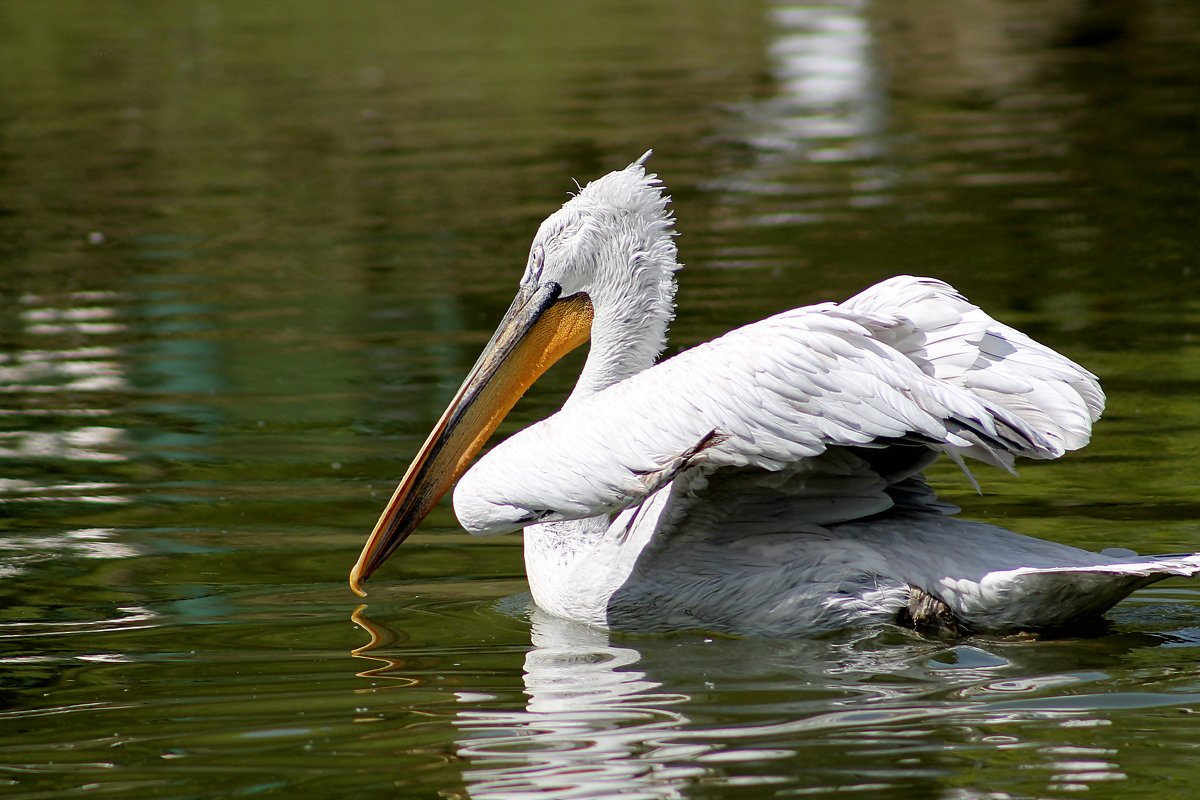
350 153 1200 636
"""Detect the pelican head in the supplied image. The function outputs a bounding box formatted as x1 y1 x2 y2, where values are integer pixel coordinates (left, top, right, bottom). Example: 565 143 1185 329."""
350 152 679 595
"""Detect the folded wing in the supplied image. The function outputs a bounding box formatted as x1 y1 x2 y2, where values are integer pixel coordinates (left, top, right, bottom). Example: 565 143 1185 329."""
453 276 1104 536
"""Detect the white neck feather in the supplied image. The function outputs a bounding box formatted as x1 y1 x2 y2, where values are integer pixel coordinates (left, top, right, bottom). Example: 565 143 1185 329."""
556 166 680 405
523 156 681 606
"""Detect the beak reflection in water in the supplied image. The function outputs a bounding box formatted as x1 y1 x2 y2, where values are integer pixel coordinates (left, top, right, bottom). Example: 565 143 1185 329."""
349 281 593 596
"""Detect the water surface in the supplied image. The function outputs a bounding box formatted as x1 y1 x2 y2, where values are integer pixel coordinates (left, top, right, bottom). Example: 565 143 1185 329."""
1 1 1198 798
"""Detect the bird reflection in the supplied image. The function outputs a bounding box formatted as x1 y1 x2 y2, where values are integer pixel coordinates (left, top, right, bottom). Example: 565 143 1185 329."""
453 609 702 799
350 605 1191 798
350 604 419 687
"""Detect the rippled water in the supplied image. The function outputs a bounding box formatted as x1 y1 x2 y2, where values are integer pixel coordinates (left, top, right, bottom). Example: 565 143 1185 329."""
2 1 1198 798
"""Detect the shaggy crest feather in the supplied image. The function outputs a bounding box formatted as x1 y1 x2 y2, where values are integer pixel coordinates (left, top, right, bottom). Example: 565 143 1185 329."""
528 154 681 401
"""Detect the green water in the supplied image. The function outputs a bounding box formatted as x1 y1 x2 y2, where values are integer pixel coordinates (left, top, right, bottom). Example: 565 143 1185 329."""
2 1 1198 798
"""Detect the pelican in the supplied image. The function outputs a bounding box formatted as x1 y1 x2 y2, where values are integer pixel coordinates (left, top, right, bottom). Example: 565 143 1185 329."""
350 153 1200 636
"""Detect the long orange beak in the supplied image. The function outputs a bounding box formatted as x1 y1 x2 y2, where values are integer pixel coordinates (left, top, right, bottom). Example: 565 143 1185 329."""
350 281 593 596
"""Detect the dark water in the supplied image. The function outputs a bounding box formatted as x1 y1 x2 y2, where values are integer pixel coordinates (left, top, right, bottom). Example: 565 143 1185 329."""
2 1 1199 798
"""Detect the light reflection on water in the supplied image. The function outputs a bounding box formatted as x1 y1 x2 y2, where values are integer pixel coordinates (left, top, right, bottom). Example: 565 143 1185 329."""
0 601 157 639
0 290 137 585
715 0 1102 242
713 1 891 225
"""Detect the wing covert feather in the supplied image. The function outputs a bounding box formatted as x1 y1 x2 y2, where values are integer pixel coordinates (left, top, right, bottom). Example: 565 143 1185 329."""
454 278 1099 536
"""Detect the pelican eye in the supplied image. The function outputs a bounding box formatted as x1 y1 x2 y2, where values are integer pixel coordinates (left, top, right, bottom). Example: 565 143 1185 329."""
524 244 545 283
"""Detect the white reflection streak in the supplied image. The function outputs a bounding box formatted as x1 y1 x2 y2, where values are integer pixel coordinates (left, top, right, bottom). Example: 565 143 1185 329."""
0 297 138 574
0 427 130 463
716 1 892 221
754 2 880 158
0 480 130 505
12 295 129 391
455 611 704 800
0 293 132 512
0 604 157 638
22 305 125 337
0 527 141 563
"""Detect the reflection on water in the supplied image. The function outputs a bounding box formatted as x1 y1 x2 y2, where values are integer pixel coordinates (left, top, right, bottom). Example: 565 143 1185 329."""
0 290 137 585
456 612 699 800
718 0 1105 236
0 427 128 463
0 601 156 640
0 527 138 563
352 607 1199 799
0 294 131 462
715 1 891 226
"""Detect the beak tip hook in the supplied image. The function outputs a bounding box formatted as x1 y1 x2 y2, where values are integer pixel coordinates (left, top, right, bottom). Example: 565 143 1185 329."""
349 565 370 597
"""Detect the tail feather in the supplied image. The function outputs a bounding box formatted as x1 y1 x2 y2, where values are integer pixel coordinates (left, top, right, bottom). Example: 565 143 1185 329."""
971 553 1200 631
1009 552 1200 579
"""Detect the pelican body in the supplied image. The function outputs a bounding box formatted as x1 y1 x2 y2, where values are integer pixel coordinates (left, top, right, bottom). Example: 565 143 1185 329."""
351 154 1200 637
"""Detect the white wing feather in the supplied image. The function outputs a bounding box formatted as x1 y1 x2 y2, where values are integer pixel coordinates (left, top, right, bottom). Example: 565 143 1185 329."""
838 276 1105 452
455 277 1103 537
